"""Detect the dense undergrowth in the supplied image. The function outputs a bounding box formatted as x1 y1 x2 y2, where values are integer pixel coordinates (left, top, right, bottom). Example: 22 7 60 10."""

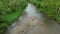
0 0 27 34
29 0 60 23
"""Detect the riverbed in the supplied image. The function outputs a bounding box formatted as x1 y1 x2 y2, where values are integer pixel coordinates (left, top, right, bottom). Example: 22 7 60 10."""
4 3 60 34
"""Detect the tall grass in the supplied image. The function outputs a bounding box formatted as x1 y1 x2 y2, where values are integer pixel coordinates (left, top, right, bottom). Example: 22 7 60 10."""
29 0 60 23
0 0 27 34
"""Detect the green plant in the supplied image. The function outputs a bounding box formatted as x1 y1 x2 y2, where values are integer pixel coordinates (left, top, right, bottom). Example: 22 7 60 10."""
29 0 60 23
0 0 27 34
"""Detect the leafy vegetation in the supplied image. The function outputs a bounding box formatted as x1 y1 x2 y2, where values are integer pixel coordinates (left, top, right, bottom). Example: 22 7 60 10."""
0 0 27 34
29 0 60 23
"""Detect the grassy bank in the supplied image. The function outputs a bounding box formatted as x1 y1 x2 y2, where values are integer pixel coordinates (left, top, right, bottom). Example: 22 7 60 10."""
29 0 60 23
0 0 27 34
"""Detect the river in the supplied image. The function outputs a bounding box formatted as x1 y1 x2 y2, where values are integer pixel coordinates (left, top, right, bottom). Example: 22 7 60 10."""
4 3 60 34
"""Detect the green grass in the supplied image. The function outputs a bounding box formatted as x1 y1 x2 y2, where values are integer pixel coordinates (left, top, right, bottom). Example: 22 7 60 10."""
29 0 60 23
0 0 27 34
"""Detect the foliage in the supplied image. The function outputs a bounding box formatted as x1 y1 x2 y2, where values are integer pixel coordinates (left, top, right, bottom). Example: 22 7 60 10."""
0 0 27 34
29 0 60 23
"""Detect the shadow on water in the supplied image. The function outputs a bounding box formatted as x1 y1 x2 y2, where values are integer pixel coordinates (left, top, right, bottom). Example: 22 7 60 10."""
4 3 60 34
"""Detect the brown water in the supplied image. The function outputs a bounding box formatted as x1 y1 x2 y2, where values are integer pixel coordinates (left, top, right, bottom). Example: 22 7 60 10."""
4 3 60 34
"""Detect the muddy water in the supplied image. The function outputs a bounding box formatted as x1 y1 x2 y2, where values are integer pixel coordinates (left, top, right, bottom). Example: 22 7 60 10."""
4 3 60 34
